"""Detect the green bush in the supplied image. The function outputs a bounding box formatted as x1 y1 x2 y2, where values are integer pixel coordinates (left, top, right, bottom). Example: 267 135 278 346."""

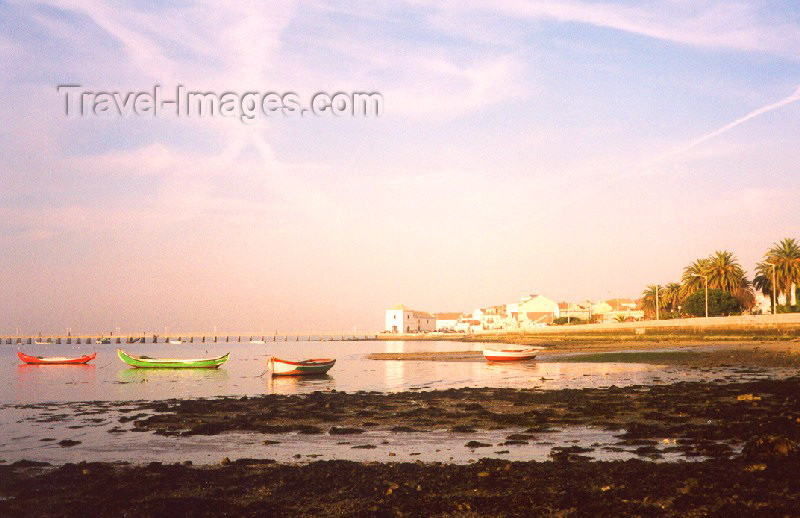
553 317 586 325
683 289 741 317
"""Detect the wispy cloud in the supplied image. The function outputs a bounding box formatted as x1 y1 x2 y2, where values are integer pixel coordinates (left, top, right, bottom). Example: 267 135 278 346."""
422 0 800 56
652 84 800 164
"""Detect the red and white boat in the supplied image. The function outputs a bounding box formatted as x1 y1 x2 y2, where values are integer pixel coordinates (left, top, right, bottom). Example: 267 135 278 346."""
482 347 542 362
268 357 335 376
18 351 97 365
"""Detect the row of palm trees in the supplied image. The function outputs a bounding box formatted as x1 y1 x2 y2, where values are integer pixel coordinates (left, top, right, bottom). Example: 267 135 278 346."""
641 238 800 318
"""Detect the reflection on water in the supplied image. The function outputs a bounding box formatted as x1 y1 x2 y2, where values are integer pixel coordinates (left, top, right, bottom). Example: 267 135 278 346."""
117 367 230 384
266 374 336 394
0 340 787 405
13 364 97 404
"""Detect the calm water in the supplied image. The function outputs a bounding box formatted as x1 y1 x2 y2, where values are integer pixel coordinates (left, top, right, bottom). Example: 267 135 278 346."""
0 341 782 465
0 340 736 404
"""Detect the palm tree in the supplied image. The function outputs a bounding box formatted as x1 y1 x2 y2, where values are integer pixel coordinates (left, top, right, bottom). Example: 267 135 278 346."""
641 285 669 319
753 261 774 298
705 250 745 293
765 238 800 309
733 277 756 312
680 258 709 300
661 282 682 312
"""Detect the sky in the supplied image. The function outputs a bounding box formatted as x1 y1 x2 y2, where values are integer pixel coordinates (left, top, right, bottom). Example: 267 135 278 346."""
1 0 799 334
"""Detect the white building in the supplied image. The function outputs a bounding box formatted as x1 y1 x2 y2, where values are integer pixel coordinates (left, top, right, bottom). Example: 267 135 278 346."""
434 312 462 332
385 304 436 333
755 284 798 314
517 294 560 327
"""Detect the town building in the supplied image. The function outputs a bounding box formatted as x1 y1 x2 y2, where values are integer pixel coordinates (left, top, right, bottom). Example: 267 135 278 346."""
517 294 560 327
385 304 436 333
557 302 592 322
434 312 463 332
592 298 644 322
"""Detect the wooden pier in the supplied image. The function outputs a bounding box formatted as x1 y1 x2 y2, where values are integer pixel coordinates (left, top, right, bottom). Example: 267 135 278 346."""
1 333 379 345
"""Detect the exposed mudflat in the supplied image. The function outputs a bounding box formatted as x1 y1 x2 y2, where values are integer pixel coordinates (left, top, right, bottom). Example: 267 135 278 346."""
113 376 800 453
3 456 800 516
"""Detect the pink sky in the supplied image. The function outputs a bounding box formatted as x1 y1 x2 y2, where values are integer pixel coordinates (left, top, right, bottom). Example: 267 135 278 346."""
1 1 799 334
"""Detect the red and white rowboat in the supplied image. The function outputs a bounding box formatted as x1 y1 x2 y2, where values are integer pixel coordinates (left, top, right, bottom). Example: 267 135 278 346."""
482 347 542 362
17 351 97 365
268 357 335 376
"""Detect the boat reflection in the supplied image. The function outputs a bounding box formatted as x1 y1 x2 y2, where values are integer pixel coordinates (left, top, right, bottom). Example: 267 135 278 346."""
484 361 540 373
266 374 336 394
13 364 97 403
116 367 230 384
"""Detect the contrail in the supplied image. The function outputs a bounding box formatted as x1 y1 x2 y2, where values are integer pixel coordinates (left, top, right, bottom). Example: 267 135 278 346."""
656 84 800 162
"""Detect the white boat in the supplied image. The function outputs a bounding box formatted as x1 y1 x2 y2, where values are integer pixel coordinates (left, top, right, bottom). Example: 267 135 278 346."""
168 340 184 345
268 357 335 376
249 340 266 344
483 347 542 362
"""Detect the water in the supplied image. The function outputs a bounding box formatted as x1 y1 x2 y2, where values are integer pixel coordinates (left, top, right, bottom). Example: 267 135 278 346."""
2 340 778 404
0 341 784 465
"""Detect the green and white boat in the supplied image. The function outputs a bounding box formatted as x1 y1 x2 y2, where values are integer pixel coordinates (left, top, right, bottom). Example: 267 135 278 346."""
117 349 230 369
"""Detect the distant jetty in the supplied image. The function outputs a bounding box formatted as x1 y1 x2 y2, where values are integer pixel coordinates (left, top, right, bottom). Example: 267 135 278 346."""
1 333 378 345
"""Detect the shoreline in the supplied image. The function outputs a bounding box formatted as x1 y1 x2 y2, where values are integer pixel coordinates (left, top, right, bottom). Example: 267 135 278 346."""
368 340 800 367
5 340 800 515
4 375 800 515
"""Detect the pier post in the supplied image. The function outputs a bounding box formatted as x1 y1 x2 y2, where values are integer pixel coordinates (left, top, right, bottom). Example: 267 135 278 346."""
56 337 61 344
190 336 194 343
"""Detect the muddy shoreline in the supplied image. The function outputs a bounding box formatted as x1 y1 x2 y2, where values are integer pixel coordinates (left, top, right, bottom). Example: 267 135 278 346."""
4 343 800 515
3 456 800 517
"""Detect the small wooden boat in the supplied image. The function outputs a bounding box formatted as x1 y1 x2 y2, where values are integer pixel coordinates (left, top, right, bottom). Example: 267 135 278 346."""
117 349 229 368
96 338 112 345
168 339 184 345
269 357 335 376
18 351 96 365
482 347 542 362
126 337 142 344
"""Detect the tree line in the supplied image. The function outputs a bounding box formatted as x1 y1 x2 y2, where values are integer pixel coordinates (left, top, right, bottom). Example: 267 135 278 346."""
641 238 800 318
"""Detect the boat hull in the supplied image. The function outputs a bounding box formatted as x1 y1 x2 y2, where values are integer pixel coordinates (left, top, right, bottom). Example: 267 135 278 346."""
117 349 229 368
482 348 540 362
269 357 335 376
18 351 96 365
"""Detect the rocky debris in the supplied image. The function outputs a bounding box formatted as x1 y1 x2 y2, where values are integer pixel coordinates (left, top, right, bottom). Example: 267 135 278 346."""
742 435 799 462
